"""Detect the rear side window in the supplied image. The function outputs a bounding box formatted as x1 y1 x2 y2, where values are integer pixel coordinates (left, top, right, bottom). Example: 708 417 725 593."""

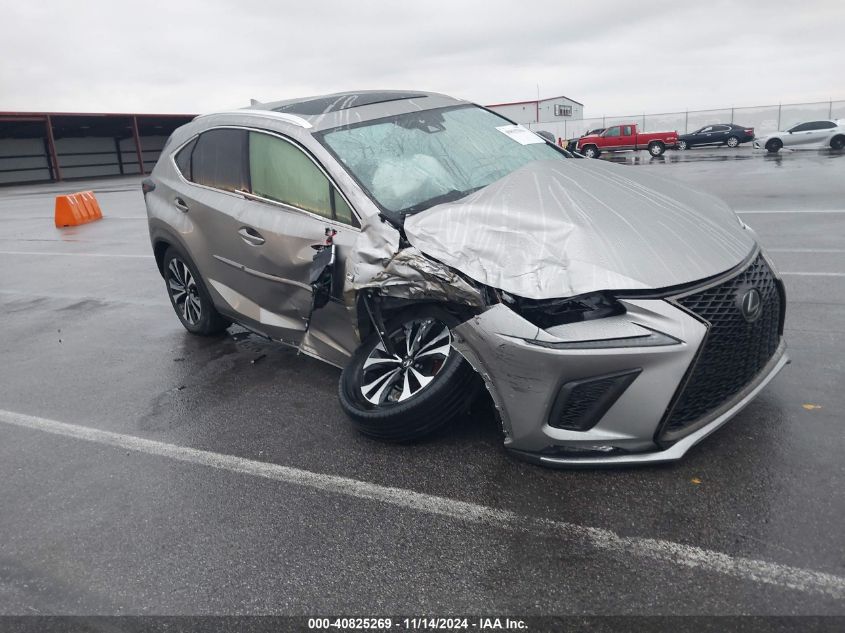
622 125 633 136
191 129 248 192
174 137 197 179
249 131 358 226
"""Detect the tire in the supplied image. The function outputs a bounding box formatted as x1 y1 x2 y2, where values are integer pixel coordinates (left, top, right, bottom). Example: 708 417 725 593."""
766 139 783 153
831 135 845 151
582 145 600 159
726 136 740 148
648 141 665 157
163 246 231 336
338 305 479 442
677 140 689 150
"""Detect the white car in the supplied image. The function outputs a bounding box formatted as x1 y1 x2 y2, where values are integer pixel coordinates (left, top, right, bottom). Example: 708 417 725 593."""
753 119 845 153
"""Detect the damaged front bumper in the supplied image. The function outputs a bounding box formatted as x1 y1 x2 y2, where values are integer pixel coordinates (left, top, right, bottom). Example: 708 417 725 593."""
451 300 788 467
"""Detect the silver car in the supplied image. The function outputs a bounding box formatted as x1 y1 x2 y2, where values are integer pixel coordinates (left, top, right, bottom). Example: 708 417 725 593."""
142 90 788 467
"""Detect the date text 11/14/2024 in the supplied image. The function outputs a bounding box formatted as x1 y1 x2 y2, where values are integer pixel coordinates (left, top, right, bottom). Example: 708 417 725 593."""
307 617 529 630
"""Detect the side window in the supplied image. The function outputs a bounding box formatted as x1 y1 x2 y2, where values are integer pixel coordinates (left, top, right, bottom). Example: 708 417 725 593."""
249 131 358 226
789 123 809 132
174 137 197 179
815 121 836 130
700 127 713 133
622 125 633 136
332 189 355 225
191 129 248 192
605 127 620 137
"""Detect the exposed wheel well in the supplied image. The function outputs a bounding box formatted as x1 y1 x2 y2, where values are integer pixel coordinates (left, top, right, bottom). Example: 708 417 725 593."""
153 240 170 277
354 292 478 345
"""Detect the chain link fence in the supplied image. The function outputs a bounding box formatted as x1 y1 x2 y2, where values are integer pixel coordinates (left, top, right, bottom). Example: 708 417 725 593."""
527 100 845 140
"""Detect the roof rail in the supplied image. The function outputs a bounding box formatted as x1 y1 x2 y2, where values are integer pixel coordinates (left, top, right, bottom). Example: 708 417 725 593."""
193 109 313 129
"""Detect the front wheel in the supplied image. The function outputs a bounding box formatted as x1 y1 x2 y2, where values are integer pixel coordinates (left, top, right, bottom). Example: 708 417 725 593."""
677 140 689 150
582 145 600 159
338 306 479 442
726 136 740 148
766 139 783 153
163 246 231 336
648 141 665 156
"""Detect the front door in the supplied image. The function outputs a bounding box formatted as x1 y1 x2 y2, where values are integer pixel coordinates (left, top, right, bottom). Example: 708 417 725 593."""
230 129 361 360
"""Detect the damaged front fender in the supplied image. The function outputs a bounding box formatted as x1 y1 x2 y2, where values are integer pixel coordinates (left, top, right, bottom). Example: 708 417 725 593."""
343 221 484 308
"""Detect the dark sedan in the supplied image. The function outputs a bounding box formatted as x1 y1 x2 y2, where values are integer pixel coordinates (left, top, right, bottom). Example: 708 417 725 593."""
677 123 755 150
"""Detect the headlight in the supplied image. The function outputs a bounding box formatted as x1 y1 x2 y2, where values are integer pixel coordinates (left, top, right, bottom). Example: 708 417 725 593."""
500 290 625 329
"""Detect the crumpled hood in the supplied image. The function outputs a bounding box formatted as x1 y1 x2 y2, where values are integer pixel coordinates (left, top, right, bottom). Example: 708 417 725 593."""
403 159 755 300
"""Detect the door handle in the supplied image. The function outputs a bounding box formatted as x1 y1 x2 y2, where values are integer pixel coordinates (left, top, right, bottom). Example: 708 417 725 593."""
238 227 265 246
174 197 189 213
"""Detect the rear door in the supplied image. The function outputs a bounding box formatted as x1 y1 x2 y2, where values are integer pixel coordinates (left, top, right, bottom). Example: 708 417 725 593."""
803 121 837 146
170 128 259 325
709 124 731 144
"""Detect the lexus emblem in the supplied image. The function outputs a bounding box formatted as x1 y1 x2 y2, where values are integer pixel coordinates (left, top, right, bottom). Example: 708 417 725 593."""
739 288 762 322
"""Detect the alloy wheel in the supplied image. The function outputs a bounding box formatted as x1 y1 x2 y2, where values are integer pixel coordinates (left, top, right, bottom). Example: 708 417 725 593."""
167 258 202 325
678 140 688 150
360 318 452 405
727 136 739 147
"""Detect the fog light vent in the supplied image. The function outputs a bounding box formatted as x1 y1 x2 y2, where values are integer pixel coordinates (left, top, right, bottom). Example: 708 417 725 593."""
549 369 641 431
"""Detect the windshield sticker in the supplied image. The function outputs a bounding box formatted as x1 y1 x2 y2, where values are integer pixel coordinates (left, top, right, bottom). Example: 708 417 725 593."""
495 124 546 145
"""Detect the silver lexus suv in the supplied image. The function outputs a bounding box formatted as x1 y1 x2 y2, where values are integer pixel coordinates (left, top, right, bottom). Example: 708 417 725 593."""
142 90 788 467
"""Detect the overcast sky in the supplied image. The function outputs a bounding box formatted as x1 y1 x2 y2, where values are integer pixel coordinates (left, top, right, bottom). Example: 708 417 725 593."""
1 0 842 117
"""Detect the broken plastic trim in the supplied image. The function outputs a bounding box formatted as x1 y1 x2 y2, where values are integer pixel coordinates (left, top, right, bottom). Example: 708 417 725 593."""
502 291 625 329
361 291 396 356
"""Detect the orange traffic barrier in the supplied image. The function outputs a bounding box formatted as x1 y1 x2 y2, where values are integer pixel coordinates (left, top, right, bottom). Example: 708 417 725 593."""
54 190 103 227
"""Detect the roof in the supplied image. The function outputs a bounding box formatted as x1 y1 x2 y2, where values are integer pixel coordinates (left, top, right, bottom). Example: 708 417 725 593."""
228 90 468 132
486 95 584 108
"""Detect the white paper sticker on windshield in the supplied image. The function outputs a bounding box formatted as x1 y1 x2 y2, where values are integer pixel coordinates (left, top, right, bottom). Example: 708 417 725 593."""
495 124 546 145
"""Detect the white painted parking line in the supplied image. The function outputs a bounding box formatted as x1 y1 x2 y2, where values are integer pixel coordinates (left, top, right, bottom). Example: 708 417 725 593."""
736 209 845 214
1 408 843 599
770 248 845 253
0 250 153 259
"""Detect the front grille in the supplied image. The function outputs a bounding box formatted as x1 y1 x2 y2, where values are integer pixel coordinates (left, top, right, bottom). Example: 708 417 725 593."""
660 254 782 439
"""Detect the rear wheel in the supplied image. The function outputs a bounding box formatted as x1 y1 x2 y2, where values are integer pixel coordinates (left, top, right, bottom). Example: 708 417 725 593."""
582 145 600 159
766 139 783 153
163 246 231 336
726 136 740 148
338 306 478 442
648 141 665 157
831 135 845 151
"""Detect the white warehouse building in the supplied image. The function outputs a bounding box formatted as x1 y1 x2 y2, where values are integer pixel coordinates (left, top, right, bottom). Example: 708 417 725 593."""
486 95 583 125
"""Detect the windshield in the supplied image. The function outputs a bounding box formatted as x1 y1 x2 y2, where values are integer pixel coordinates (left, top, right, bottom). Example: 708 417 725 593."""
318 105 567 215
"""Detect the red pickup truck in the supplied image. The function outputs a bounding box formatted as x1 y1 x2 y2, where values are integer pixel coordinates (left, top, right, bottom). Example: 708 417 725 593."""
577 124 679 158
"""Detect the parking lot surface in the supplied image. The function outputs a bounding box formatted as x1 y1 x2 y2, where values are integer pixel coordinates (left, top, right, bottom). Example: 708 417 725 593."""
1 147 843 616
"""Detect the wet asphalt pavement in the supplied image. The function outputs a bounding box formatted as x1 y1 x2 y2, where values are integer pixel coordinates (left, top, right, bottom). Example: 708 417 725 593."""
0 146 843 617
